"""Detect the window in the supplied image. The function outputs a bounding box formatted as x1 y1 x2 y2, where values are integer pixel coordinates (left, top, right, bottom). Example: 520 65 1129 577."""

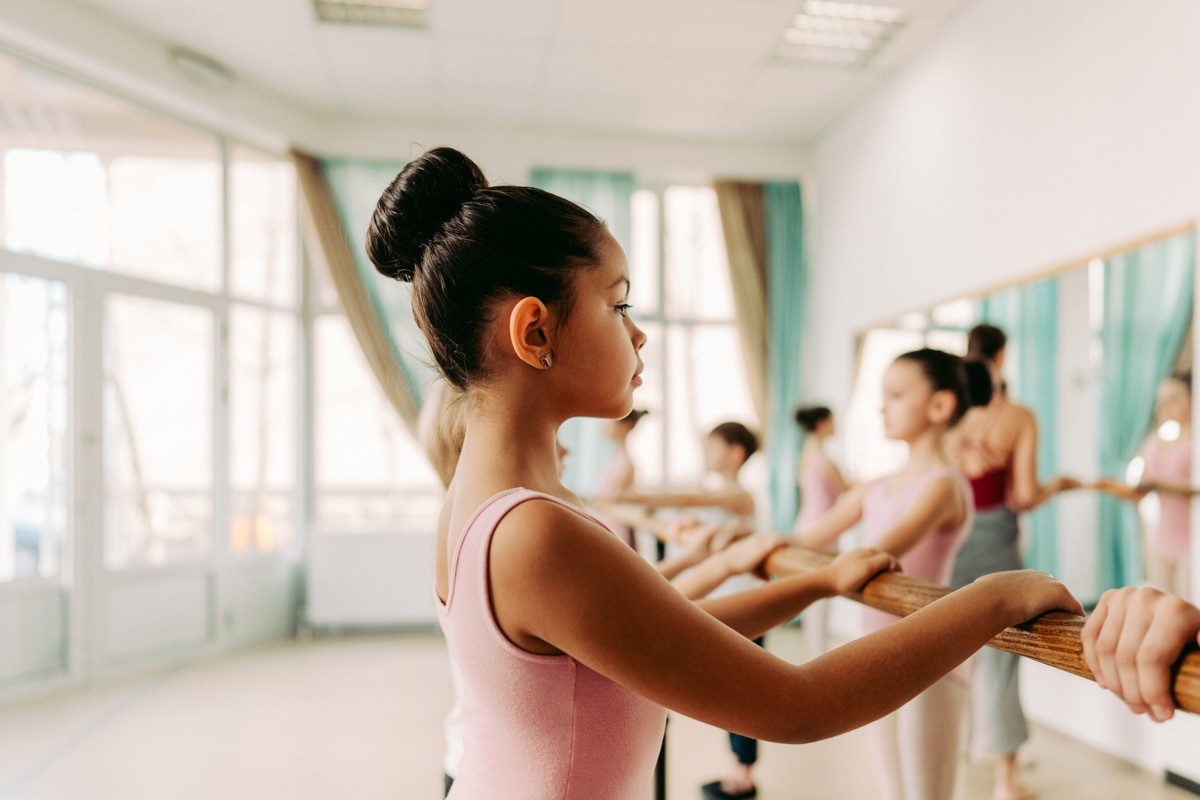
625 185 758 488
0 58 222 290
103 295 214 567
230 145 299 305
313 315 441 530
0 273 69 581
229 305 297 555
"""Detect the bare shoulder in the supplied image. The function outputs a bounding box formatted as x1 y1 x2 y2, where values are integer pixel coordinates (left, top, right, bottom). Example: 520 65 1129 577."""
490 497 643 589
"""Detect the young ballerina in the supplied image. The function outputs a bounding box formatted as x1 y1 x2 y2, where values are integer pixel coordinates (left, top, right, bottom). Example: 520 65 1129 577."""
1133 373 1193 597
794 349 990 800
793 406 849 533
793 406 851 662
368 147 1081 800
948 325 1080 800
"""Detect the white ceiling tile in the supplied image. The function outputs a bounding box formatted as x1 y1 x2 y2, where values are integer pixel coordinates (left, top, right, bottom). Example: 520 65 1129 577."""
439 84 535 127
436 38 545 88
430 0 559 41
535 87 637 135
540 45 658 97
553 0 673 48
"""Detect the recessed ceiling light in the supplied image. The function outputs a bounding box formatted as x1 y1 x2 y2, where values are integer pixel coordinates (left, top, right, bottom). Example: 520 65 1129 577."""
775 1 907 68
313 0 429 28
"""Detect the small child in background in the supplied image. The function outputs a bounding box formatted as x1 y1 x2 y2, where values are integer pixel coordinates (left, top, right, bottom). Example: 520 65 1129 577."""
606 421 767 800
792 405 850 660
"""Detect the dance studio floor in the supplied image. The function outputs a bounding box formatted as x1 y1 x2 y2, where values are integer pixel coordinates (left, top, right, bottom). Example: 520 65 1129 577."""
0 628 1192 800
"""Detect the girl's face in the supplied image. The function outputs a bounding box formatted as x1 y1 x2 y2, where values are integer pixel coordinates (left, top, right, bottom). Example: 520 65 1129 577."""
880 360 938 442
553 232 647 420
815 416 835 438
1156 378 1192 425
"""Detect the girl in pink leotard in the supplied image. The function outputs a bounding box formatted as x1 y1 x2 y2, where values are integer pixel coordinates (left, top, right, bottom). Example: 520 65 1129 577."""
796 350 988 800
368 148 1080 800
1136 373 1193 597
792 406 849 662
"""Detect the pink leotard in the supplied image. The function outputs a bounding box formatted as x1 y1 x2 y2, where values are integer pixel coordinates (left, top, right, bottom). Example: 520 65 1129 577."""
860 469 974 633
1141 434 1192 564
794 449 842 534
436 489 666 799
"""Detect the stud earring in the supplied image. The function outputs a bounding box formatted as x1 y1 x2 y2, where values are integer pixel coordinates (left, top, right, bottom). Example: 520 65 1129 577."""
540 354 553 369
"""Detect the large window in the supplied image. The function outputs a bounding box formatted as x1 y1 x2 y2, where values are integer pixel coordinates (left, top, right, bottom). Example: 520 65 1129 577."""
0 50 301 579
313 315 442 531
626 186 758 487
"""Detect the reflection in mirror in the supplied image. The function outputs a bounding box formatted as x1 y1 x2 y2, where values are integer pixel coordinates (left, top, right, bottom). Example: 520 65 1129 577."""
848 225 1196 607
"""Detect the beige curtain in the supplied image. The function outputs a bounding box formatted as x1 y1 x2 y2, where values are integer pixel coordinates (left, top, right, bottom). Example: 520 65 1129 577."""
713 181 769 423
292 150 452 483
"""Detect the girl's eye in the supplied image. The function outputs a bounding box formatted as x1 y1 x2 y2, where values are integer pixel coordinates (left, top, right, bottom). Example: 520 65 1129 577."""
615 303 633 317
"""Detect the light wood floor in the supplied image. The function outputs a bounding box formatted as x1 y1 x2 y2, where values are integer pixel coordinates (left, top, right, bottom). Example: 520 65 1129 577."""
0 628 1193 799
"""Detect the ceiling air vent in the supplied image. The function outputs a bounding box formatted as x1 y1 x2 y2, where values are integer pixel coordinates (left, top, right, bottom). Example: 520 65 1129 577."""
313 0 429 28
774 1 908 68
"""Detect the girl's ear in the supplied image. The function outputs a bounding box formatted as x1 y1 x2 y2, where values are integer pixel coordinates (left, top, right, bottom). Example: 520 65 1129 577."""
928 389 957 426
507 296 553 370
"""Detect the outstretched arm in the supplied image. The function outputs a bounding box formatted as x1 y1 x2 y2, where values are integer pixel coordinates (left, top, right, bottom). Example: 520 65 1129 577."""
1010 411 1080 510
491 500 1082 744
793 484 867 552
610 488 755 517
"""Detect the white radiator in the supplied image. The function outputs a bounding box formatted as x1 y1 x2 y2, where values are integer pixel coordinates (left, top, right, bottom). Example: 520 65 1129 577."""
305 529 437 628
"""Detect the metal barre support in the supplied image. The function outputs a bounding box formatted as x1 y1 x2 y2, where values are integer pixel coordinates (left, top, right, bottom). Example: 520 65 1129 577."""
765 546 1200 715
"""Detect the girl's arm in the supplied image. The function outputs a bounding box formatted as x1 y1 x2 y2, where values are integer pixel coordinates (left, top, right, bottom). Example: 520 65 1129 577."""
1009 409 1080 510
612 488 755 517
825 461 850 495
871 476 963 557
693 548 898 639
793 484 867 551
490 500 1082 744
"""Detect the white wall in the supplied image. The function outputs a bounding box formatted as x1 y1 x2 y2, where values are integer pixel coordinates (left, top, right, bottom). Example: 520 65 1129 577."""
807 0 1200 405
807 0 1200 777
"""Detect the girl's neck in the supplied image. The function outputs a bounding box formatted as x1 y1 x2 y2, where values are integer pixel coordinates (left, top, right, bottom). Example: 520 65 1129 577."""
901 429 948 472
457 402 565 494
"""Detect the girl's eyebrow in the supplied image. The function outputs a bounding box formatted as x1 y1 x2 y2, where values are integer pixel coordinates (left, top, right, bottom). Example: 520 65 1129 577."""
608 276 631 292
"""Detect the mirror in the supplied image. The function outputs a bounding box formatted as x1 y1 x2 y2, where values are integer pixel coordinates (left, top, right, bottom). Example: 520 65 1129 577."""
846 224 1196 607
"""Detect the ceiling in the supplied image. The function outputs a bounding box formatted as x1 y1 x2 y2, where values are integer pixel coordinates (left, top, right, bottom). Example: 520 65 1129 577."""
66 0 970 145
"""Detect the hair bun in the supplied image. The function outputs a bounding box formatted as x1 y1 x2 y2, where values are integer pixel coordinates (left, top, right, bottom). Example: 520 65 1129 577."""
367 147 487 282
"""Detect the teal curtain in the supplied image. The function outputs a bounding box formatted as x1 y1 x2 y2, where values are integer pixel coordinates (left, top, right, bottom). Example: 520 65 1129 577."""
321 158 436 406
1096 233 1195 591
978 279 1060 572
529 167 636 494
764 182 806 532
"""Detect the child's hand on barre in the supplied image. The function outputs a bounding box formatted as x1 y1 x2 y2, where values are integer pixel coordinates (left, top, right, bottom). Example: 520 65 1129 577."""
1089 478 1145 503
819 547 899 595
1081 586 1200 722
714 532 786 578
1047 475 1083 494
972 570 1085 624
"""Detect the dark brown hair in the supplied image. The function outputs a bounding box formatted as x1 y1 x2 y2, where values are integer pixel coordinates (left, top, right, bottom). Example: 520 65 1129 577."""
708 421 759 463
967 324 1008 361
367 147 608 391
895 348 990 427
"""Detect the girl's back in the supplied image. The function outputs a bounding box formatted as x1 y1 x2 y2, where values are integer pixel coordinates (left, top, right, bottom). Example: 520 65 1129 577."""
437 488 666 798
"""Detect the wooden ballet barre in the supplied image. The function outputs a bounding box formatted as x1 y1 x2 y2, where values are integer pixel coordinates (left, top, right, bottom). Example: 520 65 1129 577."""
765 545 1200 715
